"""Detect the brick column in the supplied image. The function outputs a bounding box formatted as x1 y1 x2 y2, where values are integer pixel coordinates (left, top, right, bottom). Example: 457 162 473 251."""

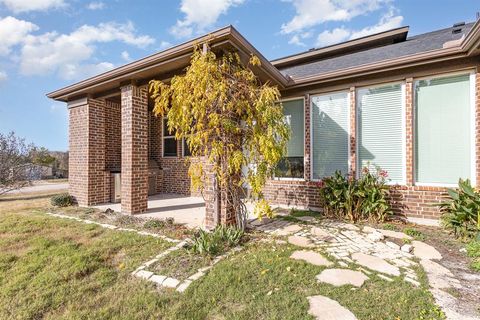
121 84 148 214
349 87 357 177
68 98 107 206
405 78 414 185
476 67 480 187
304 94 311 181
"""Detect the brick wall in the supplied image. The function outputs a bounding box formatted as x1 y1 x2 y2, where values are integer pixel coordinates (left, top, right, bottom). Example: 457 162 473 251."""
105 100 121 171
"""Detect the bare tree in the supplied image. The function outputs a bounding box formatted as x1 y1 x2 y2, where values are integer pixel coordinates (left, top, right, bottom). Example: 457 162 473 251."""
0 132 40 195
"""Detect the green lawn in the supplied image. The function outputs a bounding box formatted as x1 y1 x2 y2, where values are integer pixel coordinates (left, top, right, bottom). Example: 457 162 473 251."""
0 192 444 319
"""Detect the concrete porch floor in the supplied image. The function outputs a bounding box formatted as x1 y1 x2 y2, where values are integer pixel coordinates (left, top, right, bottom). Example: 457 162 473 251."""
93 193 206 228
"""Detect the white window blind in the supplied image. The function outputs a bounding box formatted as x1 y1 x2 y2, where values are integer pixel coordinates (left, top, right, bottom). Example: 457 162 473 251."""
283 99 304 157
311 92 349 179
415 74 473 185
357 83 404 183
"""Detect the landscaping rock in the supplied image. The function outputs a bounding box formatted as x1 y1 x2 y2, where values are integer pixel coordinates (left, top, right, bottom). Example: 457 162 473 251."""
307 295 357 320
135 270 153 280
275 224 303 236
290 250 333 266
176 280 192 293
378 229 412 240
386 241 400 250
150 275 166 285
412 241 442 260
367 231 384 242
316 269 369 287
162 277 180 288
352 252 400 276
296 216 316 222
288 235 314 248
362 226 377 233
401 244 413 253
310 227 332 239
377 274 393 282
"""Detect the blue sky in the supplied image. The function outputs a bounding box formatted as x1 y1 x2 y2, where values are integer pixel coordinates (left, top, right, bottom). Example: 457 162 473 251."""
0 0 477 151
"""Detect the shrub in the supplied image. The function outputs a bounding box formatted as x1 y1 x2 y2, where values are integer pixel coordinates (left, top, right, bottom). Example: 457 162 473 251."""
50 193 74 207
466 240 480 272
438 179 480 240
189 225 244 256
319 167 392 223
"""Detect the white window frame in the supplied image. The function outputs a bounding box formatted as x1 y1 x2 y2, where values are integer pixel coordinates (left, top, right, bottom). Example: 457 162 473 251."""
274 96 306 181
310 90 351 182
162 117 178 158
413 70 476 187
355 81 407 185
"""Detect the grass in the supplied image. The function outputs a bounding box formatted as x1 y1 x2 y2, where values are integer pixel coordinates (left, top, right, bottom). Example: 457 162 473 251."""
404 227 426 240
148 248 212 280
0 191 445 319
466 240 480 271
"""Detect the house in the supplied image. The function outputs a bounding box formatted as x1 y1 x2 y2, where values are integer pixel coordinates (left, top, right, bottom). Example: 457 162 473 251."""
47 20 480 228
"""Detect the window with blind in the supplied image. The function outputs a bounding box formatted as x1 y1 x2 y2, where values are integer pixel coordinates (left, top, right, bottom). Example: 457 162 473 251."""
311 92 349 179
357 83 405 183
415 73 473 185
275 98 304 178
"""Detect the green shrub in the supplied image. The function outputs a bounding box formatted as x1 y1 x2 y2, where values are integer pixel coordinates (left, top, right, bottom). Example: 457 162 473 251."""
438 179 480 240
50 193 74 207
189 225 244 256
404 227 425 240
466 240 480 272
319 166 392 223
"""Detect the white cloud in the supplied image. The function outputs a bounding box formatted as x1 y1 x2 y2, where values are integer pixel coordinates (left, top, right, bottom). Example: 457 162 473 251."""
288 31 313 46
315 11 403 47
0 0 65 13
281 0 389 34
0 70 7 82
316 27 350 46
19 21 154 79
170 0 244 38
87 1 105 10
0 16 39 55
121 50 131 62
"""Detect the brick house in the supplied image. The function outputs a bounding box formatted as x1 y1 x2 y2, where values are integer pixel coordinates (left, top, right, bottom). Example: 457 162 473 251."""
48 21 480 228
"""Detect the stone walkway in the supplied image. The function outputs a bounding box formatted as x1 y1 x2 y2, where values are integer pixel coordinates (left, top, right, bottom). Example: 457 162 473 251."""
250 216 471 320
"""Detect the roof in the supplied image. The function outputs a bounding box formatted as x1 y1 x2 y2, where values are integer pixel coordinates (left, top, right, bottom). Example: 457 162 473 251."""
277 22 476 80
48 20 480 102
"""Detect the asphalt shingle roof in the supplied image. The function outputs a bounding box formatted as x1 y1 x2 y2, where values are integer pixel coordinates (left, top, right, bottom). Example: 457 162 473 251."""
277 23 475 79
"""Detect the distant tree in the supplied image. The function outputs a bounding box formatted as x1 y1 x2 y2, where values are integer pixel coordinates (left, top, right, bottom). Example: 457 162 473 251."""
150 44 289 228
31 147 56 166
0 132 40 195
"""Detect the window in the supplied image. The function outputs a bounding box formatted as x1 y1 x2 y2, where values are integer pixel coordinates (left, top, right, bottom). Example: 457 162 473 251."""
414 73 474 185
357 83 405 183
163 118 177 157
311 91 350 180
183 138 192 157
275 98 304 178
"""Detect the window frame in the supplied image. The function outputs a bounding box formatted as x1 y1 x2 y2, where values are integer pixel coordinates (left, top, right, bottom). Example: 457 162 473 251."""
162 117 178 158
413 70 476 187
310 89 351 182
274 96 306 181
355 81 407 185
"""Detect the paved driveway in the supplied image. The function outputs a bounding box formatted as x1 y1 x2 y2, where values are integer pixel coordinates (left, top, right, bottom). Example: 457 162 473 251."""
6 182 68 194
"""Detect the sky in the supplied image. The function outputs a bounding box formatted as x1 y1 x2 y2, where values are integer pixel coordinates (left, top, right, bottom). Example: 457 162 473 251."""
0 0 478 151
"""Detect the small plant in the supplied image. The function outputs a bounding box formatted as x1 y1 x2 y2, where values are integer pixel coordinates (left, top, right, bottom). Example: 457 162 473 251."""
382 223 397 231
319 166 392 223
438 179 480 240
116 215 142 227
143 219 166 229
189 225 244 256
50 193 74 207
404 227 425 240
466 240 480 272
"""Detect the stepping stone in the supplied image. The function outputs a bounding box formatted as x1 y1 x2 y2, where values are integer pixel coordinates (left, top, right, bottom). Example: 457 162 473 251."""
275 224 303 236
316 269 368 287
412 241 442 260
386 241 400 250
296 216 316 222
352 252 400 276
310 227 332 239
288 235 314 248
378 229 412 240
290 250 333 266
307 295 357 320
337 223 360 231
367 231 384 242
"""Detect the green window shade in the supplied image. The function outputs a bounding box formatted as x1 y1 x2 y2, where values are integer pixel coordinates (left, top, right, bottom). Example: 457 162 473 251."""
311 92 349 179
415 74 472 184
357 84 404 183
275 99 304 178
283 99 305 157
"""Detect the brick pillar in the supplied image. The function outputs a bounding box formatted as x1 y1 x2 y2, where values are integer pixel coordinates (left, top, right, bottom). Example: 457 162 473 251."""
203 162 218 229
405 78 414 185
476 67 480 187
121 84 148 214
68 98 107 206
304 94 311 181
349 87 357 177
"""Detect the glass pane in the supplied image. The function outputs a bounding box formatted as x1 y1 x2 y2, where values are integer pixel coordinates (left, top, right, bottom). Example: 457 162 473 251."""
311 92 349 179
183 139 192 157
357 83 404 183
415 74 471 184
282 99 304 157
163 138 177 157
275 157 304 178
